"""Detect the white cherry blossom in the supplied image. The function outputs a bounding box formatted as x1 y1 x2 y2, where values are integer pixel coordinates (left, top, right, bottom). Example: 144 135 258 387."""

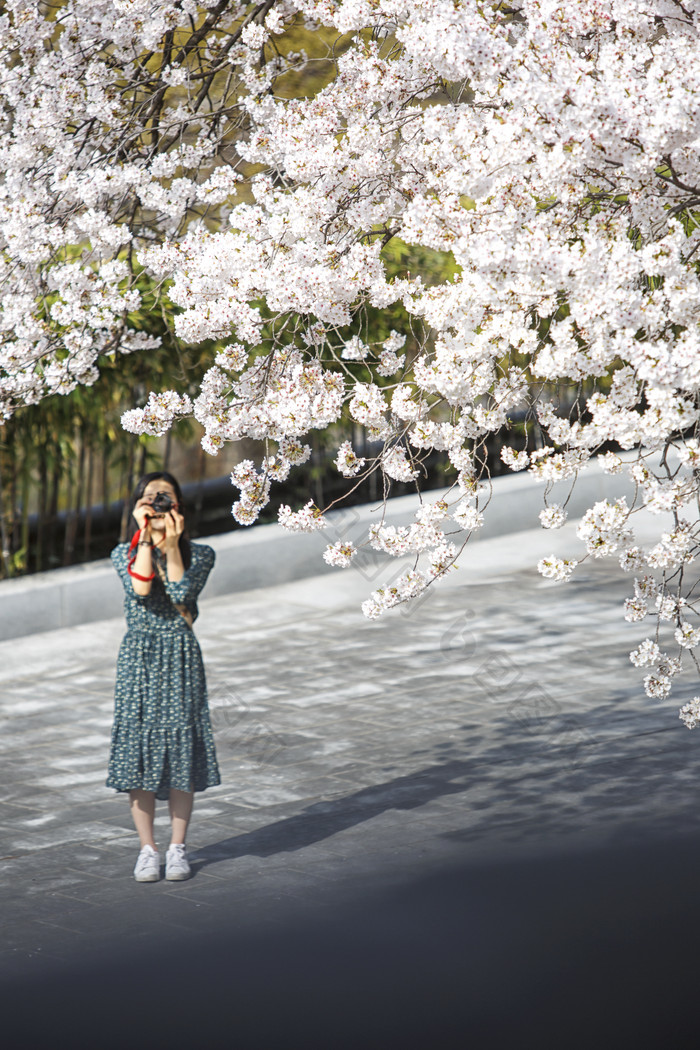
4 1 700 709
539 505 567 530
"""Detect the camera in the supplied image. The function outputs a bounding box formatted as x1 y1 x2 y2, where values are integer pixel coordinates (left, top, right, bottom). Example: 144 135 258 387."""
150 491 176 516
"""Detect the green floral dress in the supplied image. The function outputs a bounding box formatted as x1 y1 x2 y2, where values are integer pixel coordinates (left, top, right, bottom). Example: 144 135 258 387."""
107 540 221 801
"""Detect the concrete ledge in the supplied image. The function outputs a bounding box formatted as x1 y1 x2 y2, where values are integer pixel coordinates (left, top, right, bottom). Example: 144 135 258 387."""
0 458 636 640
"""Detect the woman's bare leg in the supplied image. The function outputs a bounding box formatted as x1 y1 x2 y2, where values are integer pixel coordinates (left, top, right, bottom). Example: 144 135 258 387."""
129 789 157 849
169 789 194 845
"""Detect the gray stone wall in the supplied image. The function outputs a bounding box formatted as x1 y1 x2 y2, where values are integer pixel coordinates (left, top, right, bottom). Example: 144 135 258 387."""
0 458 637 640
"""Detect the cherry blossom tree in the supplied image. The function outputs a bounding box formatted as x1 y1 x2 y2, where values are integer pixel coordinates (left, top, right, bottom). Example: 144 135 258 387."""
2 0 700 719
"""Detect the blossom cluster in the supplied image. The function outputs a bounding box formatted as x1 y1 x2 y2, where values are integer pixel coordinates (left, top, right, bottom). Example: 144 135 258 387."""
680 699 700 730
361 570 429 619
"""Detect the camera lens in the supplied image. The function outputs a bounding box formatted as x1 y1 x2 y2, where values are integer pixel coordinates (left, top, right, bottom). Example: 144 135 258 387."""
151 492 174 514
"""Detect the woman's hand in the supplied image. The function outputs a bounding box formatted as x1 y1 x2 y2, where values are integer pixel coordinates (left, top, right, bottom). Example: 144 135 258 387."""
162 508 185 583
163 507 185 549
132 498 156 535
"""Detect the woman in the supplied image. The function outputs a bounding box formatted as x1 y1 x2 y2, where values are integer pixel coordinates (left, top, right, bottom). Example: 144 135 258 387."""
107 471 220 882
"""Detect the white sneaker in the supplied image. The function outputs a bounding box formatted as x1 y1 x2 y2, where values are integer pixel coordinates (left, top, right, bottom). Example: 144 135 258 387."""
133 844 160 882
165 843 191 881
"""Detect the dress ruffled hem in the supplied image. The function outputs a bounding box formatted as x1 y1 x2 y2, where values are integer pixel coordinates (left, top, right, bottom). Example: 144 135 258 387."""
107 722 220 801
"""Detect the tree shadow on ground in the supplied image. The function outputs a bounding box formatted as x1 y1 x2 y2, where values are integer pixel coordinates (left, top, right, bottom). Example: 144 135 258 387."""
191 694 700 872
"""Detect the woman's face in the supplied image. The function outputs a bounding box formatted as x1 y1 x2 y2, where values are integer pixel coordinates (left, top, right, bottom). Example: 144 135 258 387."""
139 479 179 531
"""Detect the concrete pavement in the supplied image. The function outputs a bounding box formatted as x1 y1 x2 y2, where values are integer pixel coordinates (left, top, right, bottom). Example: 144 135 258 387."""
2 516 700 1047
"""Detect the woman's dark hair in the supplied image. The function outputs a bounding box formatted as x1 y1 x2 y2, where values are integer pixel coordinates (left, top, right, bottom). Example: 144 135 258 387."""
125 471 191 570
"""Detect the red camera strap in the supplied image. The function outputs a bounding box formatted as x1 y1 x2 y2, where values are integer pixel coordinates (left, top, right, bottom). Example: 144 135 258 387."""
126 528 155 581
